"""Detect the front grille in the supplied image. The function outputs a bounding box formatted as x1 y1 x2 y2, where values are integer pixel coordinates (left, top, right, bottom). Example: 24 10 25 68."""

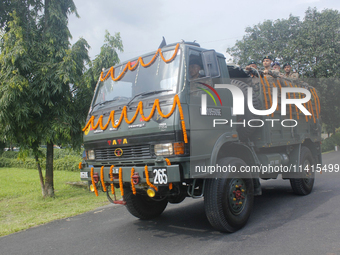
95 145 151 160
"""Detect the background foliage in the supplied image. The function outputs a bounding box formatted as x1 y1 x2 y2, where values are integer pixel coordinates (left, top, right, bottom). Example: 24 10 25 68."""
0 0 123 196
0 149 81 170
227 8 340 135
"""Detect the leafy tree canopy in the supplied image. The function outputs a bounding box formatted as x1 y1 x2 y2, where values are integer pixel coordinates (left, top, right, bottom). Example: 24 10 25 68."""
227 7 340 134
0 0 123 196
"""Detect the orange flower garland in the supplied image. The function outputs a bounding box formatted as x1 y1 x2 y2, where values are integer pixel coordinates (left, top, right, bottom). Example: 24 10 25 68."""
130 168 137 195
259 75 269 110
100 44 179 82
119 167 124 197
144 165 158 191
263 76 273 114
165 158 171 166
90 167 98 197
287 82 299 120
109 165 115 195
100 166 107 192
165 158 173 190
82 94 188 144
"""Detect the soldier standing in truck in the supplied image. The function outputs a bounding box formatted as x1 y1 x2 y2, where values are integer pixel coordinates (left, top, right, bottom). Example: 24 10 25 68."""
245 60 258 77
263 55 280 77
283 62 299 79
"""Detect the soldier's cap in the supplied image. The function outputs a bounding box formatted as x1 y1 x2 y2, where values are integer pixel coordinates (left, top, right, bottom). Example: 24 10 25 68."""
247 60 257 65
262 55 274 61
189 57 203 68
283 62 291 68
271 61 280 67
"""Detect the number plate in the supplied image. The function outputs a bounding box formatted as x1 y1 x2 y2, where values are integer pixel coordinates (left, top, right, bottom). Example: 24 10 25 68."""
80 172 88 178
152 167 168 185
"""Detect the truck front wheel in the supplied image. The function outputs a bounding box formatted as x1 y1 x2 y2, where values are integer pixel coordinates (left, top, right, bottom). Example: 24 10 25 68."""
124 188 168 220
204 157 254 232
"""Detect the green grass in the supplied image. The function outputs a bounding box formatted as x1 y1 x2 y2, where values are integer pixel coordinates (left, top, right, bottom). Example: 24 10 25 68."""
0 168 117 237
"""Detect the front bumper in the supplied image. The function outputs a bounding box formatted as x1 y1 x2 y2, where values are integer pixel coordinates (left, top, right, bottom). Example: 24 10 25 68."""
80 164 181 186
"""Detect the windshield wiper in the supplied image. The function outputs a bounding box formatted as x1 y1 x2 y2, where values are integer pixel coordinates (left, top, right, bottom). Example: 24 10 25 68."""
126 90 173 106
91 98 118 110
90 96 129 114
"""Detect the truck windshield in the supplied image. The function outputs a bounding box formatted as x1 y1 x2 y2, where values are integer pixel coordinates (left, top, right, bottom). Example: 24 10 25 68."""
93 48 181 108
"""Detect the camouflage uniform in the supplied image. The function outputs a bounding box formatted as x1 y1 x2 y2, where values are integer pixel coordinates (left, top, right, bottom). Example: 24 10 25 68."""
283 72 299 79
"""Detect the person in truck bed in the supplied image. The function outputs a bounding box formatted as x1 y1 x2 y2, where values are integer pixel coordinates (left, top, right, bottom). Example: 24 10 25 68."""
283 62 299 79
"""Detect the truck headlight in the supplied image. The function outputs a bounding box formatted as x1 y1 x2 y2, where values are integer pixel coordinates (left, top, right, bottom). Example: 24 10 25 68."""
87 150 95 160
154 143 173 156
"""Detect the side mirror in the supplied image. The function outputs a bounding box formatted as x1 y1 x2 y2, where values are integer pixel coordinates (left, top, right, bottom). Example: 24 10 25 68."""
202 50 220 78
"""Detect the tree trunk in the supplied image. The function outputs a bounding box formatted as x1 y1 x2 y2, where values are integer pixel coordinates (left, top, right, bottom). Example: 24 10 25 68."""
45 142 54 197
35 155 46 197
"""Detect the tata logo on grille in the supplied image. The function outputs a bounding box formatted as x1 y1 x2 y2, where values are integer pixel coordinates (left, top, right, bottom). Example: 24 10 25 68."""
114 148 123 157
107 138 128 146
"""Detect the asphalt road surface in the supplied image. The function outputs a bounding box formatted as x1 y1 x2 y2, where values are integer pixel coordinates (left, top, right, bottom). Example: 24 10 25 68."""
1 151 340 255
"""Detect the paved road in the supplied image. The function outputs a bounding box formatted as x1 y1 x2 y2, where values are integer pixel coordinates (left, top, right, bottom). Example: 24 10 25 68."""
1 151 340 255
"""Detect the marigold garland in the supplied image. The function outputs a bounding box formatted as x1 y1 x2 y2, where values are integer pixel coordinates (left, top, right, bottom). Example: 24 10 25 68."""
283 80 293 120
109 165 115 195
313 88 320 114
130 168 137 195
164 158 173 190
259 75 269 110
119 167 124 197
288 82 299 120
82 94 188 144
263 76 273 116
78 162 82 170
90 167 98 197
165 158 171 166
310 89 319 119
100 166 107 192
144 165 158 191
100 43 179 82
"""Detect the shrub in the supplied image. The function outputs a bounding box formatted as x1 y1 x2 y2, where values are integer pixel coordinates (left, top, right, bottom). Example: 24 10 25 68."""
54 155 82 171
2 151 19 159
321 133 340 152
0 149 82 171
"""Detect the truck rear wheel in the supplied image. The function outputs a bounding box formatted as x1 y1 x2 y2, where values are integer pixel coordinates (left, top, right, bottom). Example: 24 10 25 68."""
124 188 168 220
204 157 254 232
290 146 315 195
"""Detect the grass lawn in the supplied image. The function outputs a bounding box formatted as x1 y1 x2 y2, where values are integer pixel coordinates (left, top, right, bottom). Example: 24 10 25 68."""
0 168 115 237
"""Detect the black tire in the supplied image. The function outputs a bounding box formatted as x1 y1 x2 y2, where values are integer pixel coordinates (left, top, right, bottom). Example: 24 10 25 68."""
124 188 168 220
290 146 315 195
230 79 262 141
168 187 187 204
204 157 254 232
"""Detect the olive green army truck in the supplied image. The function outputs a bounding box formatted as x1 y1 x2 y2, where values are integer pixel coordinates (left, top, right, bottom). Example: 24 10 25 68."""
80 41 321 232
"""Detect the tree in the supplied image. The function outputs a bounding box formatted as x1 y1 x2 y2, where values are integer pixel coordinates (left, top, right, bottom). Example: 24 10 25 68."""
227 15 301 67
294 8 340 78
227 8 340 134
84 30 123 92
0 0 122 197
